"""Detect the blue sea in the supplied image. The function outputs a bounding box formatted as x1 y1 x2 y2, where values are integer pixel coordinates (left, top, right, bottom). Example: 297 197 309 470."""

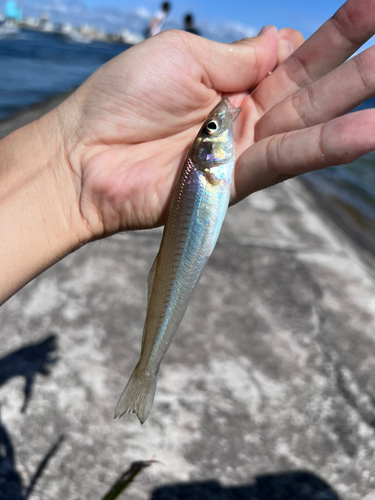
0 29 127 119
0 29 374 252
302 95 375 253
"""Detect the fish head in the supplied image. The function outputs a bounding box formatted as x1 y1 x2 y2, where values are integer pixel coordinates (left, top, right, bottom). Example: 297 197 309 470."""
190 97 241 169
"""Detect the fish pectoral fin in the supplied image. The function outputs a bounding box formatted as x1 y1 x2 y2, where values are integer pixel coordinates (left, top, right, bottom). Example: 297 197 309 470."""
204 169 222 186
114 368 157 424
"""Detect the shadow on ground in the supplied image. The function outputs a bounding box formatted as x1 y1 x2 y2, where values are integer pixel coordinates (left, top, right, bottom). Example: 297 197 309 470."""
0 333 58 412
151 472 341 500
0 335 63 499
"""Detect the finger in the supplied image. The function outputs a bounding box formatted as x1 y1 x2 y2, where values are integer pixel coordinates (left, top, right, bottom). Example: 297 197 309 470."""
277 28 304 66
188 26 279 93
256 45 375 140
254 0 375 112
232 110 375 203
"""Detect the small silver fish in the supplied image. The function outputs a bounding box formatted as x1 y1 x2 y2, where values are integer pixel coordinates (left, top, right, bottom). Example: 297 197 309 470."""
114 97 241 424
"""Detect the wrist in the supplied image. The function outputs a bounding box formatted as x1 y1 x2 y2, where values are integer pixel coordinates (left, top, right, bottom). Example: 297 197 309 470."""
0 105 92 304
39 99 94 240
54 86 110 239
38 105 94 245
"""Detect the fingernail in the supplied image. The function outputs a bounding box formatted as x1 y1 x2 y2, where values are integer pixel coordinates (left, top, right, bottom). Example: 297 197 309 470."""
258 25 274 35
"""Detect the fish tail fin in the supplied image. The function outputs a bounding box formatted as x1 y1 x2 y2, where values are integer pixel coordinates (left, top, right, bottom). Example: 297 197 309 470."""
114 367 157 424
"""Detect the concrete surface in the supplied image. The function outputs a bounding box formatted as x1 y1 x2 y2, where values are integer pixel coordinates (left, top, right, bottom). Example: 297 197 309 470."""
1 99 375 500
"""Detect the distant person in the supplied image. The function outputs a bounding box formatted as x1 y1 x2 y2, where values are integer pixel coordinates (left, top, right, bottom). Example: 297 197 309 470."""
183 13 200 36
144 1 171 38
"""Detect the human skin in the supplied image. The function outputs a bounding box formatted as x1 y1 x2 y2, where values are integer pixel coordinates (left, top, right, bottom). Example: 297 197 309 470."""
0 0 374 306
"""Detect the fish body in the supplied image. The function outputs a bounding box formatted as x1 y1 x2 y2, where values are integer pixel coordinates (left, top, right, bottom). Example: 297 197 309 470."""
115 97 241 423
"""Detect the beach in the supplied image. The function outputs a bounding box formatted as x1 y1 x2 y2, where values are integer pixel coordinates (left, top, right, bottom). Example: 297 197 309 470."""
1 93 375 499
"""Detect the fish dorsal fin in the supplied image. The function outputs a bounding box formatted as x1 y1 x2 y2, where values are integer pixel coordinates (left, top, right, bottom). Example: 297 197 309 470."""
147 252 158 306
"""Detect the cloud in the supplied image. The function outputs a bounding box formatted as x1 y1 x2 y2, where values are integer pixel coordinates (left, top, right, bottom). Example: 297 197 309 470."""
200 21 258 43
134 7 150 20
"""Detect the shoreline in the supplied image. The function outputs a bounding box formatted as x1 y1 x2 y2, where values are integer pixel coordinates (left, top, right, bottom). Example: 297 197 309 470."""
1 91 374 266
300 176 375 265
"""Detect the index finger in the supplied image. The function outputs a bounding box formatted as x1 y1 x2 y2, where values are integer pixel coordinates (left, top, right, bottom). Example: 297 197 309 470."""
254 0 375 112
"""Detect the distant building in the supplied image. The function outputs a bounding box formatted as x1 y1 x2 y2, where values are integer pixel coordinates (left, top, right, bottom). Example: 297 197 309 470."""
38 14 54 32
119 29 144 45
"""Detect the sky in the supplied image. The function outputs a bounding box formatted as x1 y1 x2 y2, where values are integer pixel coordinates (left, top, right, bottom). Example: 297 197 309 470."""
1 0 374 49
82 0 344 38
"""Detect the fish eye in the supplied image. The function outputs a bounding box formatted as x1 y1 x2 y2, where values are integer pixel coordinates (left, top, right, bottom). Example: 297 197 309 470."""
206 120 219 134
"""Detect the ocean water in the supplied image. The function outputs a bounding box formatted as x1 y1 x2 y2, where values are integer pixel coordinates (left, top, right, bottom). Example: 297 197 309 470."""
0 29 374 252
303 96 375 252
0 29 127 119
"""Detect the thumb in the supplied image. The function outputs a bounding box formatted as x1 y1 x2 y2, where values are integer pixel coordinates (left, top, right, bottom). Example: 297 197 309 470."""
188 26 278 93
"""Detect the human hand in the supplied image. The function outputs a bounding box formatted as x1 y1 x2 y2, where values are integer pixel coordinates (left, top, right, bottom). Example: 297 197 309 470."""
233 0 375 202
55 27 301 237
0 24 299 305
2 0 372 305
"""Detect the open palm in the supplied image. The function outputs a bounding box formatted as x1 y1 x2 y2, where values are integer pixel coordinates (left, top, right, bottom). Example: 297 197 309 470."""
59 0 375 240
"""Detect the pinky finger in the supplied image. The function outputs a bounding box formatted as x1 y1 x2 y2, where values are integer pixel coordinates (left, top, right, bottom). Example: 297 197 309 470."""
232 109 375 204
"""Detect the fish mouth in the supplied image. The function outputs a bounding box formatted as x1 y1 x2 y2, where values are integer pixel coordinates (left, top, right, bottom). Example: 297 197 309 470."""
222 96 241 122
